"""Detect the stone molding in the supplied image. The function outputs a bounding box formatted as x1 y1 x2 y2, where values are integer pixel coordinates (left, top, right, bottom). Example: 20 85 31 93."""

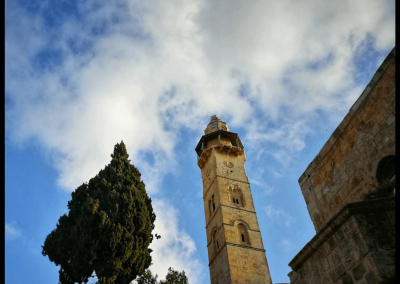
226 242 265 252
288 197 395 271
205 203 256 230
208 241 266 266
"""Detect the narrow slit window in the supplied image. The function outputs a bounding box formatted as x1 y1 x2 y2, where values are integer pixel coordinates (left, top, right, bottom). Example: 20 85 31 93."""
213 203 215 211
241 234 245 242
236 199 239 204
233 199 236 204
217 241 219 249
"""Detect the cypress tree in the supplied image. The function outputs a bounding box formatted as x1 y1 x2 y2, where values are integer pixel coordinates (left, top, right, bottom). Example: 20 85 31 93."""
42 141 156 284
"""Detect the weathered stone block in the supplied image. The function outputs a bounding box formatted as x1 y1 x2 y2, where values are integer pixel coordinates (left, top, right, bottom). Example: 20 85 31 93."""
322 258 330 272
351 262 366 280
386 114 395 125
376 264 395 284
343 252 356 271
328 236 338 251
339 274 354 284
364 270 378 284
371 250 395 265
337 238 355 256
333 194 343 207
335 228 345 242
329 264 346 282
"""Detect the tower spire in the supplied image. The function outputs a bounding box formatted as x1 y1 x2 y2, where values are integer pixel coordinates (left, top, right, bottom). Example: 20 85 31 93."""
204 115 230 134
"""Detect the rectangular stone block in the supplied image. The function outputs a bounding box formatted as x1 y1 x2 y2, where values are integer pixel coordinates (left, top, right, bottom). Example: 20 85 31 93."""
329 264 346 282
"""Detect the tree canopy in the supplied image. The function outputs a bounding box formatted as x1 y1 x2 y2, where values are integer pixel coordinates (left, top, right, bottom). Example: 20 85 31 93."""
42 142 156 284
136 268 189 284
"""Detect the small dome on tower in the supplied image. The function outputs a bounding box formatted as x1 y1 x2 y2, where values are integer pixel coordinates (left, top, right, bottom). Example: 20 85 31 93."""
204 115 229 134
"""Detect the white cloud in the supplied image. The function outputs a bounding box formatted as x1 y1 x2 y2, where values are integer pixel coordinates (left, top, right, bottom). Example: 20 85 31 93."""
5 0 395 191
278 238 295 254
5 223 22 240
149 200 205 284
264 205 294 227
272 170 284 179
248 168 275 196
4 1 395 281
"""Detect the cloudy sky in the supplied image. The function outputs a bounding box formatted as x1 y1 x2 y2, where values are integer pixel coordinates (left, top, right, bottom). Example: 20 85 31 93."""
5 0 395 283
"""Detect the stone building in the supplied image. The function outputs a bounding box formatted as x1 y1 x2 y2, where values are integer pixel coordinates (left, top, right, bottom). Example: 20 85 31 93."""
195 115 273 284
288 47 396 284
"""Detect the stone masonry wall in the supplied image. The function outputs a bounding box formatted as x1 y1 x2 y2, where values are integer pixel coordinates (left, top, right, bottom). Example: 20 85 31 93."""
227 245 272 284
298 47 396 232
288 197 395 284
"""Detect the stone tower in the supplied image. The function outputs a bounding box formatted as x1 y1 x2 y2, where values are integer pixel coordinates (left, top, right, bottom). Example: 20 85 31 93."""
195 115 272 284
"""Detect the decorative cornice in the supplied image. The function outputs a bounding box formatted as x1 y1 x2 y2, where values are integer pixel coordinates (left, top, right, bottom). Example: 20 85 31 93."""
197 145 244 169
288 197 395 271
197 148 213 169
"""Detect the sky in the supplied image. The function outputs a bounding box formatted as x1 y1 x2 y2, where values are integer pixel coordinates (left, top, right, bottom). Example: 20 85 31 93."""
4 0 395 283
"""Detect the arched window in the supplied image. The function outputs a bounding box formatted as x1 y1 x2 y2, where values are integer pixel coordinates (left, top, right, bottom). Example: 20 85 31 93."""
237 223 250 246
213 230 219 255
376 155 395 185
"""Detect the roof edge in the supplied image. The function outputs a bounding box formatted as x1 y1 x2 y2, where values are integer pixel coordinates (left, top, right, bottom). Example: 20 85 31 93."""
298 46 396 185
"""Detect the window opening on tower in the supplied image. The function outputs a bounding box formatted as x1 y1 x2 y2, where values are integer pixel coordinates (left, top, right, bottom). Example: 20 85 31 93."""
213 230 218 254
237 223 250 245
231 189 242 207
212 195 215 211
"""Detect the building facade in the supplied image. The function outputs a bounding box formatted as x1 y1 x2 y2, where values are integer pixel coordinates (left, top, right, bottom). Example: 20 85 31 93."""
195 116 272 284
288 47 396 284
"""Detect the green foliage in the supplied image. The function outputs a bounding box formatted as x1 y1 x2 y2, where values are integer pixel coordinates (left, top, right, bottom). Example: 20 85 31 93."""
159 268 189 284
136 268 188 284
136 270 158 284
42 142 156 284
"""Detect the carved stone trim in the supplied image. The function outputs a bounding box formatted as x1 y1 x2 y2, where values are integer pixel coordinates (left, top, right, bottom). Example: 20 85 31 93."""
288 197 395 271
224 181 246 206
197 148 212 169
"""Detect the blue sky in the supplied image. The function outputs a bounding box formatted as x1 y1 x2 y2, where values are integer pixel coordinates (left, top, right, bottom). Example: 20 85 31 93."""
5 0 395 283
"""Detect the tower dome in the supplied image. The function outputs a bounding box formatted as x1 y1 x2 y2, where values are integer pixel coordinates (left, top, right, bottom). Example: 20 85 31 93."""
204 115 229 134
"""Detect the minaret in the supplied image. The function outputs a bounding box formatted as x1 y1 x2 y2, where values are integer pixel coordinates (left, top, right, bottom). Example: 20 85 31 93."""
195 115 272 284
